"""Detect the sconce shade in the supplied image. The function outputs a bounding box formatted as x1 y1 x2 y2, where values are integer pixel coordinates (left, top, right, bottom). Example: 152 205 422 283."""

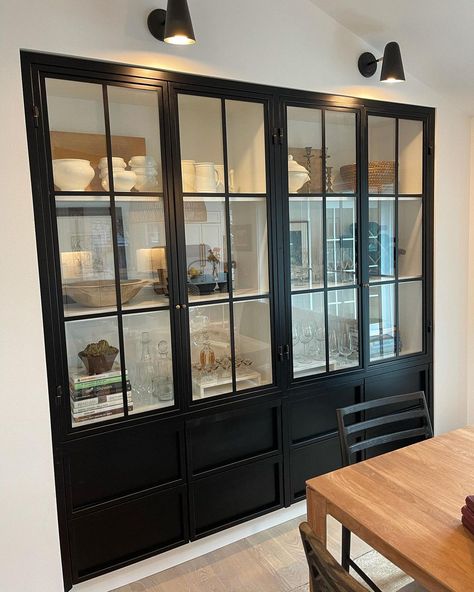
380 42 405 83
147 0 195 45
136 247 167 273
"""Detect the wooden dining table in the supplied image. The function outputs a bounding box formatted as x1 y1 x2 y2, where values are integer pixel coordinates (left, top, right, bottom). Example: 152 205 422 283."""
306 426 474 592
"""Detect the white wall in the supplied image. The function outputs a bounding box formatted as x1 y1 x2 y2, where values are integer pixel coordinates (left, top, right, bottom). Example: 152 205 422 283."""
469 119 474 426
0 1 471 591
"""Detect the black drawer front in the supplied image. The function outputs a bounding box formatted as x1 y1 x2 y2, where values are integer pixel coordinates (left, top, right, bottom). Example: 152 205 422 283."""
72 486 187 579
290 385 359 444
192 457 282 536
67 421 184 509
188 403 280 474
291 437 342 500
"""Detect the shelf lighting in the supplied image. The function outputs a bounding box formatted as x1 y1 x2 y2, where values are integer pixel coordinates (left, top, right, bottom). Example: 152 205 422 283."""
358 42 405 83
147 0 196 45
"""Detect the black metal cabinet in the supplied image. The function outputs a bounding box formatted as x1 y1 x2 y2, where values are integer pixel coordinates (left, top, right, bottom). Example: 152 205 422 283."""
21 51 434 590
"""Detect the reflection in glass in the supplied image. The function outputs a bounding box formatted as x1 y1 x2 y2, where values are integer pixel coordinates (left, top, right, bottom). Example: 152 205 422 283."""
46 79 106 192
326 197 357 286
326 111 356 194
190 303 231 400
230 198 269 297
107 86 163 193
399 281 423 355
369 284 396 361
65 316 126 427
119 198 169 310
368 197 395 281
226 100 266 193
399 197 422 279
234 299 272 390
123 311 174 414
289 197 323 290
399 119 423 194
178 95 224 193
291 292 326 378
328 288 359 370
56 199 117 317
184 197 228 302
287 107 322 193
368 116 396 194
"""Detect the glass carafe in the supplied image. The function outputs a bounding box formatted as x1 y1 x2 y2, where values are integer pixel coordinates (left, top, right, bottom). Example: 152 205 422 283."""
134 331 154 404
153 340 173 401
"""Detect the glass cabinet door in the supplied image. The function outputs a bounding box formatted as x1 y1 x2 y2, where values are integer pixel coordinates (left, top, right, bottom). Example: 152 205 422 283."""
367 115 424 361
44 78 177 427
287 106 360 379
176 93 273 400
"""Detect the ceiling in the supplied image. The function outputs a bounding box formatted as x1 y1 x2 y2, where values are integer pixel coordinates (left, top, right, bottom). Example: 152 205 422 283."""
310 0 474 115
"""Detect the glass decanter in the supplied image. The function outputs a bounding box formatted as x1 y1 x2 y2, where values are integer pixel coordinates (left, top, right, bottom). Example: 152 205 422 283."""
134 331 155 404
153 340 173 402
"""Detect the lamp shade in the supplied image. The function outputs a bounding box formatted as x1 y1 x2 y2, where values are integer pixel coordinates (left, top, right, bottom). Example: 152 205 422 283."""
164 0 196 45
380 42 405 83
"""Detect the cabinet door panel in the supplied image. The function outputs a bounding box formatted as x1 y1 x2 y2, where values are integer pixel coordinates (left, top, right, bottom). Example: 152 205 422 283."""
188 404 280 474
68 422 183 509
291 437 341 500
71 486 187 578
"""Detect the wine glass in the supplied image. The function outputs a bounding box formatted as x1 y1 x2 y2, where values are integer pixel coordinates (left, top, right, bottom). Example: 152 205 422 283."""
338 331 353 365
329 330 339 365
300 321 314 360
314 324 326 361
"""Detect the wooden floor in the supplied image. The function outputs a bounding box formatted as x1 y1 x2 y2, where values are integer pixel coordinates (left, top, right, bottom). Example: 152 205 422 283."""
113 515 373 592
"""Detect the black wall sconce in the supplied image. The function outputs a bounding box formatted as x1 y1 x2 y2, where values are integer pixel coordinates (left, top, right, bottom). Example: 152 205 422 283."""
148 0 195 45
358 42 405 83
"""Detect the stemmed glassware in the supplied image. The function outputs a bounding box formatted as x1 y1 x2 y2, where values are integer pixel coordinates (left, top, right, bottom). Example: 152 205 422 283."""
299 321 314 359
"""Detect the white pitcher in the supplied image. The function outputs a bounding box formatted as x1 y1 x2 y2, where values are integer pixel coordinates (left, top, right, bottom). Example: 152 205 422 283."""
181 160 196 192
195 162 219 193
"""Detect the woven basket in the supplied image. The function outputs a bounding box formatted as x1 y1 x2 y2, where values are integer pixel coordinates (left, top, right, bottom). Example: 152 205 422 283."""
340 161 395 192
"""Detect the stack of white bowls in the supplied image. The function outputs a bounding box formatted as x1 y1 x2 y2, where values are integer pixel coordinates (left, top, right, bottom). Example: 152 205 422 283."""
98 157 136 192
129 156 159 192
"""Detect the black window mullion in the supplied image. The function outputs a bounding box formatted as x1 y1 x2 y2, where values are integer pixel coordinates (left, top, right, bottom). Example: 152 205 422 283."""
102 84 129 417
221 98 237 393
394 118 400 358
321 109 330 373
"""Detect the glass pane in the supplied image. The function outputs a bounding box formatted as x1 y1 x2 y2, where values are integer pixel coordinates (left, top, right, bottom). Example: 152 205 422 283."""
234 299 272 391
369 197 395 282
178 95 224 193
123 311 174 414
369 284 396 361
230 198 269 297
326 196 357 287
326 111 356 194
368 116 395 194
226 100 266 193
399 281 423 355
399 119 423 194
107 86 162 193
328 288 359 370
399 197 422 279
184 197 228 302
287 107 322 193
190 303 231 400
46 79 106 192
66 317 126 427
289 197 323 291
56 198 117 317
118 198 169 310
291 292 326 378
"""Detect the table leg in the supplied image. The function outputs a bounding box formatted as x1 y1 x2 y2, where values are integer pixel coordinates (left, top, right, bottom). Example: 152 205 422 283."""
306 487 327 592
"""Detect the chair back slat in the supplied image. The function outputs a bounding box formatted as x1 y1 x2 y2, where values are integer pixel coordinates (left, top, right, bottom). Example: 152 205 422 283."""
337 391 433 466
299 522 367 592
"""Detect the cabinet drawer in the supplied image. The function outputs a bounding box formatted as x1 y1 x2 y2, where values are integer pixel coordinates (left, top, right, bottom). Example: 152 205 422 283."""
67 421 184 509
71 485 187 579
290 385 359 444
187 403 280 474
191 457 282 536
290 436 342 500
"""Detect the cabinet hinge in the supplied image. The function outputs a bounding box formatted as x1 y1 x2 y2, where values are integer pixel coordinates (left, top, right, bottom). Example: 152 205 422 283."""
427 145 433 156
283 344 290 360
427 320 433 333
55 385 63 408
32 105 40 128
277 345 284 361
272 128 284 145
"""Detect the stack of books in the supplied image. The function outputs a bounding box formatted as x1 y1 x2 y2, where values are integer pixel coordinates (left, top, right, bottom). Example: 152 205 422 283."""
70 368 133 425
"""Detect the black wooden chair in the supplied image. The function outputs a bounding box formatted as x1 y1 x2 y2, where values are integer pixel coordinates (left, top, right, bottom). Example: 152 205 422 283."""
299 521 367 592
336 391 433 592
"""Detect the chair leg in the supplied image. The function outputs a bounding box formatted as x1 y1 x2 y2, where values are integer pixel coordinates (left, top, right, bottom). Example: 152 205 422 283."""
341 525 351 571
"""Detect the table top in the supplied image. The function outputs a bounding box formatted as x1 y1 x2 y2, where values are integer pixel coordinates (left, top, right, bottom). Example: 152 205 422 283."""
306 426 474 592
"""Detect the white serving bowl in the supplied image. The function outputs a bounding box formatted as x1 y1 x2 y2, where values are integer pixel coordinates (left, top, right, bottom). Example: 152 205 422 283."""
52 159 95 191
101 170 137 191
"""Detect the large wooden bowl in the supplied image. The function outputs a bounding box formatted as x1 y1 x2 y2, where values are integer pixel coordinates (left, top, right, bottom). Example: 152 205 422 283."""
63 279 147 307
340 160 395 192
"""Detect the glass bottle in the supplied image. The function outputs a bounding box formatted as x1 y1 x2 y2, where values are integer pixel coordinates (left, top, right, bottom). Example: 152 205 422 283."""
134 331 154 404
154 340 173 402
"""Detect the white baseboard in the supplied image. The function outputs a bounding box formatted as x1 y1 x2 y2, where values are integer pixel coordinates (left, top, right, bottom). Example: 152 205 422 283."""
73 501 307 592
